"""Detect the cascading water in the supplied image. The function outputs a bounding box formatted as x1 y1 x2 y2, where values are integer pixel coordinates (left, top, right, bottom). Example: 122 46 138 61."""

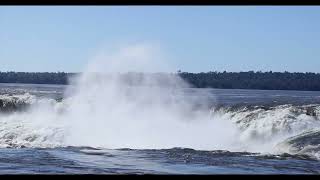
0 44 319 160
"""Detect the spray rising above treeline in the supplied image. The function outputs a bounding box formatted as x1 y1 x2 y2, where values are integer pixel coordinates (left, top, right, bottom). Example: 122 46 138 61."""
0 71 320 91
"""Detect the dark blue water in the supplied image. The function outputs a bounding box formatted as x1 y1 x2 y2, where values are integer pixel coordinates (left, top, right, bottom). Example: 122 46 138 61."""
0 83 320 174
0 147 319 174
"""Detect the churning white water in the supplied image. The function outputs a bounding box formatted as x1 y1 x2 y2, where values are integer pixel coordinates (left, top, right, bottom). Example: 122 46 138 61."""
63 44 239 150
0 44 320 158
0 44 239 150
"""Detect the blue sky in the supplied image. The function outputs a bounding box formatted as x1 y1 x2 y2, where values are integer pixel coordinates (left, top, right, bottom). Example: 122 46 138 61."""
0 6 320 73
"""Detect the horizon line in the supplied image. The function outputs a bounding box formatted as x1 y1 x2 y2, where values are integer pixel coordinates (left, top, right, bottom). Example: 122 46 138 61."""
1 70 320 74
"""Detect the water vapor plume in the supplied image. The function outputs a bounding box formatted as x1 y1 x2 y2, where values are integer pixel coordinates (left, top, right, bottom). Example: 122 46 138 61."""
63 43 237 150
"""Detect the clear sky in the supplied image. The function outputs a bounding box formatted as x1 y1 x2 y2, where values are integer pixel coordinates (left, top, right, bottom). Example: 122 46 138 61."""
0 6 320 73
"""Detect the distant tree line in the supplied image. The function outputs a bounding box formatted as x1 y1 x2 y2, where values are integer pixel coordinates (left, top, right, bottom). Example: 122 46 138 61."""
178 71 320 91
0 71 320 91
0 72 74 85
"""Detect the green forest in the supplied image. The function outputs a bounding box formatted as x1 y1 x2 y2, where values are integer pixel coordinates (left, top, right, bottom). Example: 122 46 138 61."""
0 71 319 91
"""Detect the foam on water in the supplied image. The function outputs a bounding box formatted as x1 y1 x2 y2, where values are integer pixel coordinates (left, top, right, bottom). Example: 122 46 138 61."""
0 44 319 159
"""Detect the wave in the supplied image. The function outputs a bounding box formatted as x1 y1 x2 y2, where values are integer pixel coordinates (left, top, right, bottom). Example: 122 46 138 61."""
0 93 68 148
276 129 320 159
0 93 64 112
0 93 36 112
211 104 320 156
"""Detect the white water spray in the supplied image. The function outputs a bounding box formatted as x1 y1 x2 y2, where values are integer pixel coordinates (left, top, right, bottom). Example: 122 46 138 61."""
63 43 239 150
0 44 319 157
